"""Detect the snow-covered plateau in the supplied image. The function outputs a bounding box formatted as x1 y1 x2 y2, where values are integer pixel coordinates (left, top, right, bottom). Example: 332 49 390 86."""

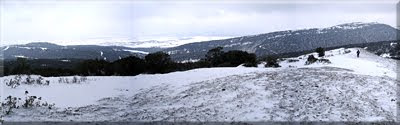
0 48 399 122
99 36 233 48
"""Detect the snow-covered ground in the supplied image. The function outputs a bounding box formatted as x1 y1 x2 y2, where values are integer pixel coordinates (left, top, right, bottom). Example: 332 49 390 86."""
1 48 399 121
279 48 397 78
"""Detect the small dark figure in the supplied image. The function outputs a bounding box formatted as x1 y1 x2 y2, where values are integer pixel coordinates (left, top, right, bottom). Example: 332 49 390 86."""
25 90 29 95
356 50 360 58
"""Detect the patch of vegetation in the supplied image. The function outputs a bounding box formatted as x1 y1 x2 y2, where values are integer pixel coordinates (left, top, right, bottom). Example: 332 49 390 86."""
5 47 259 76
287 59 299 63
305 55 331 65
315 47 325 57
265 56 281 68
58 76 88 84
4 75 50 88
318 59 332 64
1 93 55 116
305 55 318 65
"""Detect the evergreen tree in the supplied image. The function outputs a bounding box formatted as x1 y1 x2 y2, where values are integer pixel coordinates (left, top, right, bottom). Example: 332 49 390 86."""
221 50 257 67
265 56 280 67
315 47 325 57
11 58 31 74
305 55 318 65
77 59 111 76
205 47 224 67
145 52 173 74
112 56 145 76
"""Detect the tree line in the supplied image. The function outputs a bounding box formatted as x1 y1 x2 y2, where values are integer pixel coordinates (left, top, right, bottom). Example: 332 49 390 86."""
4 47 262 76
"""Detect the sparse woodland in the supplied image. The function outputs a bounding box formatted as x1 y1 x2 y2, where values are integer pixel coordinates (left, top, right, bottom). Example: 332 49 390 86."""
4 47 262 76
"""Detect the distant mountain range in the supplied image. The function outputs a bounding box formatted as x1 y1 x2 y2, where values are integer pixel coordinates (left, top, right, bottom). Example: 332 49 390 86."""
0 42 160 61
163 22 398 60
1 22 399 61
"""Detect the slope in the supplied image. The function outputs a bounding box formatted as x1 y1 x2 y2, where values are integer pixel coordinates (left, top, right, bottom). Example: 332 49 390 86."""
1 48 398 121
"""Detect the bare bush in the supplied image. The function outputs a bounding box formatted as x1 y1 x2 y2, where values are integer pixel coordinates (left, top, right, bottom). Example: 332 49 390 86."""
318 59 332 64
287 59 299 63
58 76 88 84
1 94 55 116
305 55 317 65
1 96 18 115
4 75 50 88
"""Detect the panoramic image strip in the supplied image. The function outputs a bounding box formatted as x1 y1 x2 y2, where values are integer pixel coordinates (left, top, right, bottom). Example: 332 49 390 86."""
0 0 399 123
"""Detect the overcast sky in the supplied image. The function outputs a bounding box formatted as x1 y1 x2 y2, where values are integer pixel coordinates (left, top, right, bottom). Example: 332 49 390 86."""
0 0 398 45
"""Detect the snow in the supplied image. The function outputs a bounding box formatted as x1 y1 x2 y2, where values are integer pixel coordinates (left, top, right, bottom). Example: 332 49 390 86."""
329 22 377 30
1 68 270 108
242 42 252 45
122 49 149 54
3 46 9 51
100 36 233 48
167 50 178 55
60 60 70 62
390 42 397 47
1 47 399 121
14 55 27 58
17 46 32 49
316 29 327 34
380 53 391 58
100 51 103 57
279 48 396 79
224 42 253 47
179 59 200 63
4 46 47 51
40 47 47 51
267 34 291 39
224 43 241 47
290 22 379 35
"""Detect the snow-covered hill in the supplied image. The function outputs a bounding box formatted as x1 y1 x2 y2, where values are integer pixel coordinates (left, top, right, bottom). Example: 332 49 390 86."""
1 48 398 121
164 22 398 61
